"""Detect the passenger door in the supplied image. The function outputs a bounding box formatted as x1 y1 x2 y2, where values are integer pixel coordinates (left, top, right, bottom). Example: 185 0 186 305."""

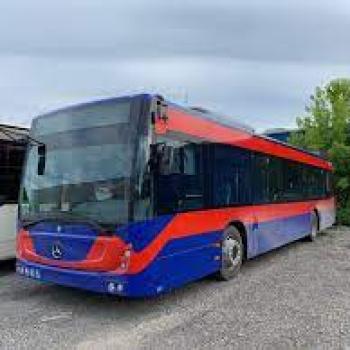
210 145 256 255
252 155 284 255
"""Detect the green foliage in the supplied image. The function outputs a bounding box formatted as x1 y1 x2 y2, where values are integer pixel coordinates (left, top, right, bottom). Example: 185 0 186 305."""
289 78 350 224
337 206 350 226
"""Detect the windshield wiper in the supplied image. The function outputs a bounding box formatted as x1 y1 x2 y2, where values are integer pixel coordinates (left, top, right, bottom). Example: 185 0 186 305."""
21 211 115 233
22 217 53 229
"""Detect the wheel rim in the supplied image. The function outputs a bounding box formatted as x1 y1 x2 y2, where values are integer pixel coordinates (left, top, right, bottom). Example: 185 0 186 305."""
222 236 242 271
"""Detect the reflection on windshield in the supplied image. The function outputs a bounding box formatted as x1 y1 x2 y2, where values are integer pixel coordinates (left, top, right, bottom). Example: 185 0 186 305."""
25 144 131 188
20 100 134 227
34 100 130 136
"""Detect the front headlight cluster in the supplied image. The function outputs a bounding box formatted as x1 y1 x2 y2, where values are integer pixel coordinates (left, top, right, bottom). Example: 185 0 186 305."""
16 264 41 280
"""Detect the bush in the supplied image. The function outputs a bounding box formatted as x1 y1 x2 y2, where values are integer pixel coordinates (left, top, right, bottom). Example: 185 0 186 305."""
289 78 350 225
337 204 350 226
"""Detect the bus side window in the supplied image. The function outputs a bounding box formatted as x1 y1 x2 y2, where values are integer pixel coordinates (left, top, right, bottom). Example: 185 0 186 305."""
268 157 284 202
253 154 270 204
212 144 251 207
154 136 204 215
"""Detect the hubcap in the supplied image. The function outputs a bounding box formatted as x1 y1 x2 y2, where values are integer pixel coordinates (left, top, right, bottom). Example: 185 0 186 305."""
223 237 241 270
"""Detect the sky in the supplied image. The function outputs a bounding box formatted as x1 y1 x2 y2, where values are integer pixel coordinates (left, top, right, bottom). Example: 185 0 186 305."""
0 0 350 131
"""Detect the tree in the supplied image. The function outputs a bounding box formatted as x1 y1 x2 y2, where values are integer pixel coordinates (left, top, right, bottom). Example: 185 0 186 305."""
289 78 350 224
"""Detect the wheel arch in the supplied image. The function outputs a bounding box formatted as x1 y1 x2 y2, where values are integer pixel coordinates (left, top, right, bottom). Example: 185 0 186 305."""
227 220 248 260
313 207 320 230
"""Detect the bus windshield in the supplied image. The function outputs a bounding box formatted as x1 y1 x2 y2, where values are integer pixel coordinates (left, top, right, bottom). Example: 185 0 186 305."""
20 99 135 229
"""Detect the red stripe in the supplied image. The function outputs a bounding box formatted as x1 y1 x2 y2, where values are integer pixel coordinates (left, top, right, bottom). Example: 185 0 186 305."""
163 107 332 171
127 197 334 274
18 198 335 275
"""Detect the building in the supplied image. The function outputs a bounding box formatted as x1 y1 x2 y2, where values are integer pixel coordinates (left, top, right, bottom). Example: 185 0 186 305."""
263 128 297 143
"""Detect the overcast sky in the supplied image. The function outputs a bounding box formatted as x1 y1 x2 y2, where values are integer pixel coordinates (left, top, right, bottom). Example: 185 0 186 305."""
0 0 350 131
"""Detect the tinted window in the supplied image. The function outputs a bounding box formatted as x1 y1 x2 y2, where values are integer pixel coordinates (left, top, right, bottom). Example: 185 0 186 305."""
253 153 330 204
281 162 304 201
154 134 204 214
253 154 270 203
268 157 284 202
304 167 326 198
212 145 251 206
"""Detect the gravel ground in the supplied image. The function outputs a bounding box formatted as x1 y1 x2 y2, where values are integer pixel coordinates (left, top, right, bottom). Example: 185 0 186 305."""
1 226 350 350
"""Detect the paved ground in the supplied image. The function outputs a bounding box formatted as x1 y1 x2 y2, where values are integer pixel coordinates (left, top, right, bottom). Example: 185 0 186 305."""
1 227 350 350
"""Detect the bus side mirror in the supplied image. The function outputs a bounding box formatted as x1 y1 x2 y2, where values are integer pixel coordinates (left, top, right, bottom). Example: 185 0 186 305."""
151 96 168 124
37 144 46 175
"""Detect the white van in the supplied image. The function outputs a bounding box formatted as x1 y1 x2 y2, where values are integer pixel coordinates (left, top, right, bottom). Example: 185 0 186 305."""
0 124 28 260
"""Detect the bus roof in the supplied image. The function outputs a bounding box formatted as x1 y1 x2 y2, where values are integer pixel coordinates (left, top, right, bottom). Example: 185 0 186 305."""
28 93 332 170
164 97 332 171
167 100 326 159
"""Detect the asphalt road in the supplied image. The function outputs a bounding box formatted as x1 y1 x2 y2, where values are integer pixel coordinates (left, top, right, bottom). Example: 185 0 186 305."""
1 227 350 350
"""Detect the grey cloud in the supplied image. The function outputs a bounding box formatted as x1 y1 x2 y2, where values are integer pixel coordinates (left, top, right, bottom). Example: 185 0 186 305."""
0 1 350 130
0 0 350 64
1 54 350 131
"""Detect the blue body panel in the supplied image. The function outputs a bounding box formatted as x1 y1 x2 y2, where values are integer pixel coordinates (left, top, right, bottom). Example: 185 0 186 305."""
253 212 311 256
30 223 99 261
117 215 174 252
28 216 174 261
18 231 222 297
17 210 326 297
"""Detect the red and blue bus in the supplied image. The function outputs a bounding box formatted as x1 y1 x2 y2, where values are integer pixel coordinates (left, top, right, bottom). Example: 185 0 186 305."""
16 94 335 297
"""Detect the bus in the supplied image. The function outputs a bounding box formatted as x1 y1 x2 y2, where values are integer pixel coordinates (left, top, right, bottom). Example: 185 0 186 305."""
16 94 335 297
0 124 28 260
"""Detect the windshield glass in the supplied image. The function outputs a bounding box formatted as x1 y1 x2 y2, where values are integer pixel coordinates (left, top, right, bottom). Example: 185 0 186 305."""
20 99 134 228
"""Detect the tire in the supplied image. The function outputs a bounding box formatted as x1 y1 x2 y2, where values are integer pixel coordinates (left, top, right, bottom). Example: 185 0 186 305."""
308 211 319 242
217 226 243 281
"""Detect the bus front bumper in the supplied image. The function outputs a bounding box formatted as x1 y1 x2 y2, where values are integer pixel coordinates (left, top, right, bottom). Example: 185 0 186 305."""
16 259 162 297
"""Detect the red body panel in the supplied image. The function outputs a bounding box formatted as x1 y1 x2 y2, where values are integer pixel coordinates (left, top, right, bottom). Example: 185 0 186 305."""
17 231 128 272
18 197 335 275
164 107 332 171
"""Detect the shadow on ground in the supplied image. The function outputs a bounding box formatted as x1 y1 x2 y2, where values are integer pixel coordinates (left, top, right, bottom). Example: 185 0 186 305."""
0 258 16 277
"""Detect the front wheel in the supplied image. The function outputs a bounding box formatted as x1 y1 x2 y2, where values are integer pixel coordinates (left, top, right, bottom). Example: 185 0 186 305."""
217 226 243 281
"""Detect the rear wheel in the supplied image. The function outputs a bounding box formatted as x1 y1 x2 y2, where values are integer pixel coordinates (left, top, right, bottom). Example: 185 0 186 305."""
217 226 243 281
308 211 318 241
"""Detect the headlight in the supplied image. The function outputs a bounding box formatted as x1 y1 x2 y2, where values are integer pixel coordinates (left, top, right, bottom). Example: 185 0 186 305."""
107 282 124 294
107 282 116 294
